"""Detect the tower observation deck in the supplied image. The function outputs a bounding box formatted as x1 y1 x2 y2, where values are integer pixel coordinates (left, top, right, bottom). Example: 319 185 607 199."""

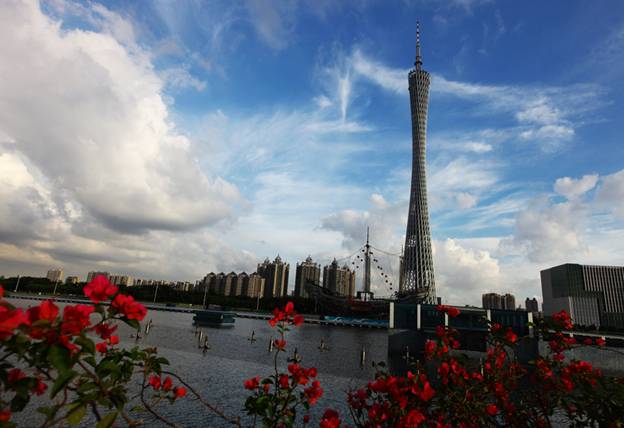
401 22 436 303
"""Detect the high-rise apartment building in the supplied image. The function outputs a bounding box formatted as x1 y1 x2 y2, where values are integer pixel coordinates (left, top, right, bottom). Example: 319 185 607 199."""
294 256 321 298
65 276 79 285
323 259 356 298
482 292 516 310
199 271 265 298
401 24 436 302
46 269 64 283
86 271 110 283
258 255 290 298
541 263 624 329
482 293 502 310
525 298 539 313
109 275 133 287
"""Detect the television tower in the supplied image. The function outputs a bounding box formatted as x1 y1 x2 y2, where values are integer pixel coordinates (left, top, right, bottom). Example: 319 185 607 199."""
401 22 436 302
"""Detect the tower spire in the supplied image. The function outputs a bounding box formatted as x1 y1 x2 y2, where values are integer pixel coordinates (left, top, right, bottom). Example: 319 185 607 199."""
415 21 423 70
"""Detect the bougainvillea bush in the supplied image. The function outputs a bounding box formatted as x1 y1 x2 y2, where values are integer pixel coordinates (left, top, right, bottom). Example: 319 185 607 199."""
1 276 624 427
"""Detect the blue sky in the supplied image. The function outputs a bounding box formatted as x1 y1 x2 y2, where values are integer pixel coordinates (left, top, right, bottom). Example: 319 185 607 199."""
1 0 624 305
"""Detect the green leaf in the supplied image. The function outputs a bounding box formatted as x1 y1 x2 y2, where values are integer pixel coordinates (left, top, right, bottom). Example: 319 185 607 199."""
75 336 95 354
51 370 78 398
66 403 86 426
123 318 140 330
48 345 72 372
96 411 118 428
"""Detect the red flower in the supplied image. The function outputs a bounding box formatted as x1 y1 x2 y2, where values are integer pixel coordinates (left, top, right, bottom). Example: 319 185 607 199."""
303 414 311 424
96 342 108 353
505 329 517 344
83 275 118 304
0 409 10 422
552 310 573 330
8 368 26 385
596 338 606 346
583 338 593 345
304 380 323 405
61 304 94 335
109 335 119 345
111 294 147 321
274 338 286 350
424 340 436 357
404 409 425 427
307 367 318 378
436 305 460 318
58 334 79 353
27 300 59 324
262 383 270 393
174 387 186 398
0 286 3 298
279 374 290 389
419 381 435 401
33 379 47 396
95 322 117 340
268 318 278 327
162 376 173 391
293 314 304 326
149 375 161 390
320 409 341 428
244 376 260 390
284 301 295 315
0 307 28 340
486 404 498 416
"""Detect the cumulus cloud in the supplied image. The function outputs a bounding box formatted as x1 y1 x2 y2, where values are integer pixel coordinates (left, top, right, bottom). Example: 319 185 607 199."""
554 174 599 200
596 169 624 219
0 0 253 279
1 0 243 234
434 238 501 306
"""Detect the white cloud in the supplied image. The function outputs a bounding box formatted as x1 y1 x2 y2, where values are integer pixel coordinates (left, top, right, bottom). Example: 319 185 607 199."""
596 169 624 219
159 66 207 92
343 50 604 148
0 0 255 280
428 157 500 211
245 0 297 50
554 174 599 200
434 238 501 306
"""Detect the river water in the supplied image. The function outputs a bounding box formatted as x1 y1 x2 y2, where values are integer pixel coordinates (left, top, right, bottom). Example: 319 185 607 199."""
8 299 388 427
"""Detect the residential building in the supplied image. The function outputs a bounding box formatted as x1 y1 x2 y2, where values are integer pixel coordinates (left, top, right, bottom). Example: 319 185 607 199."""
86 271 110 283
541 263 624 329
46 269 64 283
109 275 133 287
525 298 539 313
482 293 503 310
323 259 356 297
258 255 290 298
482 293 516 310
294 256 321 298
65 276 79 285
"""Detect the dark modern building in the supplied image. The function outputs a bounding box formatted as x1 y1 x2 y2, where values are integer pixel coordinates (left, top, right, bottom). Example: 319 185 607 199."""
482 292 516 310
525 297 539 313
322 259 356 298
258 255 290 298
294 256 321 298
401 24 436 302
541 263 624 329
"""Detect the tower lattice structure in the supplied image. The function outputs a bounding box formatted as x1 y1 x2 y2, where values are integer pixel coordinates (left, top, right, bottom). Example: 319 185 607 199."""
401 23 436 303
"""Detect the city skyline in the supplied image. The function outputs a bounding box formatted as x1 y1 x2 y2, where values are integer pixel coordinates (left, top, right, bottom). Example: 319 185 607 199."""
1 1 624 306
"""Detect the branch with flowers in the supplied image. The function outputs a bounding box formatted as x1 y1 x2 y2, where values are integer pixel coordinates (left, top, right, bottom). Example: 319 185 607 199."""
0 276 229 427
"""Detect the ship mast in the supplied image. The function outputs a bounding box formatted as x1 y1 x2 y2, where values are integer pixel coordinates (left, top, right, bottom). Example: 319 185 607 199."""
363 227 371 295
